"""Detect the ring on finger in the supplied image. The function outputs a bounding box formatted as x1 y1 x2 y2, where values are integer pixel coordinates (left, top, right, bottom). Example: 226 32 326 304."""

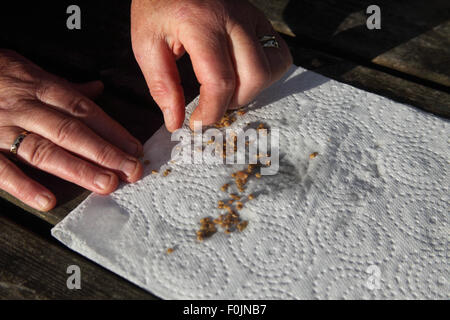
259 35 279 48
10 130 30 155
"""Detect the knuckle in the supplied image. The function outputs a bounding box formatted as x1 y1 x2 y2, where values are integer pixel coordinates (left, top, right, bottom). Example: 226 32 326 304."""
27 136 57 167
173 4 207 23
76 162 92 180
0 78 35 110
172 2 227 32
37 82 93 117
94 143 120 167
0 51 38 81
35 80 50 101
149 79 170 99
55 118 83 144
67 96 93 117
207 76 236 93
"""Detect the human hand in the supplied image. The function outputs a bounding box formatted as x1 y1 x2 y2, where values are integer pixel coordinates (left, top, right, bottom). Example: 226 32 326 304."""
0 50 143 211
131 0 292 131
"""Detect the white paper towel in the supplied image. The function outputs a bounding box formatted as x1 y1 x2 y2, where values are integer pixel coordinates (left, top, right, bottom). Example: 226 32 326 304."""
52 65 449 299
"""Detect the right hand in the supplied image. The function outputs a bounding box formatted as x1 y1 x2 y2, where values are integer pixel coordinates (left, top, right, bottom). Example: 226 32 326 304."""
0 50 143 212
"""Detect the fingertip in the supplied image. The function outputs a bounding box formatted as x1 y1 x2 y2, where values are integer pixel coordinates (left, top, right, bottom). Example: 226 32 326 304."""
189 107 204 130
34 192 57 212
162 107 176 132
126 159 143 183
94 171 120 195
135 140 144 157
162 105 185 132
189 103 224 129
118 158 143 183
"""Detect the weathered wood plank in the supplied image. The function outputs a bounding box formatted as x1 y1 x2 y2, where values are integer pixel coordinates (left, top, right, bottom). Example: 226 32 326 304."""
0 204 157 299
250 0 450 87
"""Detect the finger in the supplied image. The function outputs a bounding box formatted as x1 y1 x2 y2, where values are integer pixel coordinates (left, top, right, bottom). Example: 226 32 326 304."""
227 24 272 109
71 80 104 100
179 27 236 127
12 102 143 183
35 79 143 157
0 153 56 212
1 129 119 195
134 39 185 132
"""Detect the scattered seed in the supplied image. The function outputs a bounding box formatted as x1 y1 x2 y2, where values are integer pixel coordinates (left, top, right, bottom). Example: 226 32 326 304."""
221 183 229 192
151 170 158 174
255 173 262 178
310 152 319 159
236 171 248 180
196 216 217 241
237 221 248 232
230 193 241 200
163 169 171 176
166 248 174 254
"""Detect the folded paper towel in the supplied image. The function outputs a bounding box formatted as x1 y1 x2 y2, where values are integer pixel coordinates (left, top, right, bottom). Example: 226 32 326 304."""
52 65 449 299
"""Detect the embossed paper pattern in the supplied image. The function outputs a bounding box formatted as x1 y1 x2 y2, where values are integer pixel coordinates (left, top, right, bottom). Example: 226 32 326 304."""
52 66 449 299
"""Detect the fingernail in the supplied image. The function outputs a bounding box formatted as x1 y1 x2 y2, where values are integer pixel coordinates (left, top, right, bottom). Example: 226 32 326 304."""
35 193 52 210
94 172 112 190
120 158 139 178
124 140 140 156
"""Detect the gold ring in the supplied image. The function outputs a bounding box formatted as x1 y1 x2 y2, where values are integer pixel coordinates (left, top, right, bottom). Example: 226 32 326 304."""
10 131 30 155
259 35 279 48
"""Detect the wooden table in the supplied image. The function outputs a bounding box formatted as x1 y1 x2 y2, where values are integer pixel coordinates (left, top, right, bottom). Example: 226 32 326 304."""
1 0 449 299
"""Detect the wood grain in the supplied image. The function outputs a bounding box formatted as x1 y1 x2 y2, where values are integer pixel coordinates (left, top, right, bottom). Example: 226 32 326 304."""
250 0 450 88
0 207 156 299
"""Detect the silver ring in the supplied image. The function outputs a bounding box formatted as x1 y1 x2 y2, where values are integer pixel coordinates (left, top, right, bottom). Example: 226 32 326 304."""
10 131 30 155
259 35 279 48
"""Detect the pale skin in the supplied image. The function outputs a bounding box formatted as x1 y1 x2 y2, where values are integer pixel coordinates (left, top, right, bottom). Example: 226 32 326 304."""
0 0 292 212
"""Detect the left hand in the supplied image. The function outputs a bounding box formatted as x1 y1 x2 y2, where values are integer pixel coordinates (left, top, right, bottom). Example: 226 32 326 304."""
131 0 293 131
